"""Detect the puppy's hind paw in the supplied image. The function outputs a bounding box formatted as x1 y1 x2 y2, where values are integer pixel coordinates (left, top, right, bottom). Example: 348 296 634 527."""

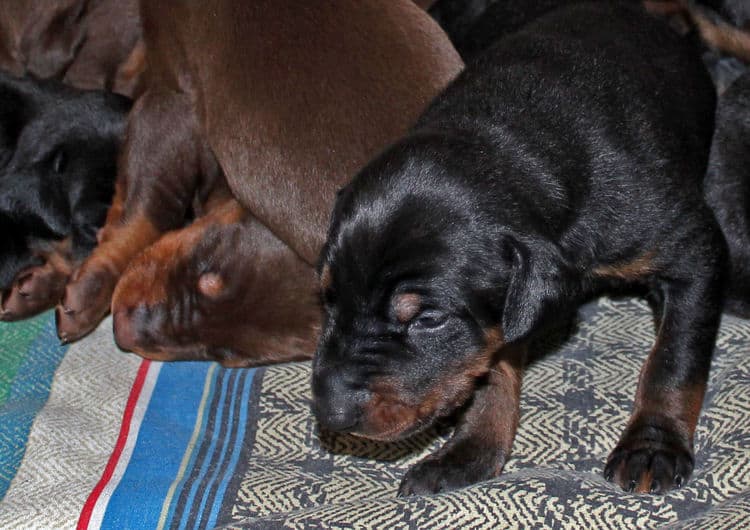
56 267 117 342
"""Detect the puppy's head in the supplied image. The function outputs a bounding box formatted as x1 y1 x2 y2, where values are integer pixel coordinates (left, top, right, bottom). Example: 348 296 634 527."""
112 206 320 367
312 135 563 440
0 71 130 266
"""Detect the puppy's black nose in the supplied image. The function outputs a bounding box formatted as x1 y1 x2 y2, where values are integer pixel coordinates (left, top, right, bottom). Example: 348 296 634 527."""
311 372 367 433
318 403 360 432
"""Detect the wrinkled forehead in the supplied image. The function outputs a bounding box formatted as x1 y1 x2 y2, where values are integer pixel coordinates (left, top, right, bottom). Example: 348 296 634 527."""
321 223 464 325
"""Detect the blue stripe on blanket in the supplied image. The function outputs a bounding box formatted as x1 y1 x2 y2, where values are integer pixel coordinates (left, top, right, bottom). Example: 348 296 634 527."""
99 362 257 530
0 313 67 500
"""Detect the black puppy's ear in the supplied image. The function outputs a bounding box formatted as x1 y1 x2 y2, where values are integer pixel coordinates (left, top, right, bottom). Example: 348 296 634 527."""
500 235 566 344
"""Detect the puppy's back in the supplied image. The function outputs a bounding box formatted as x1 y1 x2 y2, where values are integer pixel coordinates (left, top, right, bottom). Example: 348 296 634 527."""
418 2 715 202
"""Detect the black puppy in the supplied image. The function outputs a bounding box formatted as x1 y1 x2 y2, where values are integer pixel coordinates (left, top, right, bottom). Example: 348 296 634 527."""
429 0 569 60
313 2 723 496
0 70 130 318
705 70 750 316
429 0 641 60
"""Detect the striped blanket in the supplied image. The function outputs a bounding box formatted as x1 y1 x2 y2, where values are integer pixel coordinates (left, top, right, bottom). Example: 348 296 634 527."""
1 297 749 529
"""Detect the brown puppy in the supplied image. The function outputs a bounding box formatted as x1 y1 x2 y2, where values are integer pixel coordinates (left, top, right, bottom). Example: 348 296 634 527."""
57 0 463 365
0 0 142 96
111 196 321 367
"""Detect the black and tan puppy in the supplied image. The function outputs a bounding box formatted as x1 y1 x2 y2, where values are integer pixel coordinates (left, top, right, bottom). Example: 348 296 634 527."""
312 2 724 496
705 70 750 316
0 70 130 319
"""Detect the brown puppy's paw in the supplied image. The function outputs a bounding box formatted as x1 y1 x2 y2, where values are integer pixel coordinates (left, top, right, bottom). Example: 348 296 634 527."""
398 448 504 496
56 267 117 343
604 428 693 494
0 264 69 321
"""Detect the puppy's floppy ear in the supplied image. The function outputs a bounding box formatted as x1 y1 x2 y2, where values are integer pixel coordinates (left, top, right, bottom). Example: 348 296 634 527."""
19 0 88 79
500 235 567 343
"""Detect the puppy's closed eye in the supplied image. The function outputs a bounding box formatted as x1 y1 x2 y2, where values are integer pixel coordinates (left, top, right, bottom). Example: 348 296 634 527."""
51 149 67 174
410 310 449 330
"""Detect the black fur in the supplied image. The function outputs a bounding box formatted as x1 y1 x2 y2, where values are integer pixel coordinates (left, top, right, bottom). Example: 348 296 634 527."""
428 0 640 60
313 2 725 495
705 70 750 316
0 70 130 290
698 0 750 27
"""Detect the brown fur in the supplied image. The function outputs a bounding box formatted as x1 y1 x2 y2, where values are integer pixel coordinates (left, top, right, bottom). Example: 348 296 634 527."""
692 8 750 61
0 0 142 96
398 341 527 496
320 265 332 294
644 0 750 61
112 201 321 367
593 252 658 281
56 0 463 364
359 326 506 441
0 238 74 320
606 325 707 493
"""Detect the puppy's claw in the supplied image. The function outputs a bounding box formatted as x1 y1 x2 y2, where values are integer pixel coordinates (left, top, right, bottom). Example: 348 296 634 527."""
399 448 505 496
56 267 115 342
604 428 694 494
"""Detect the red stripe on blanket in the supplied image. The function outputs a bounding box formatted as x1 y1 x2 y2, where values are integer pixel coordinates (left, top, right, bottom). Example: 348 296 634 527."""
77 360 152 530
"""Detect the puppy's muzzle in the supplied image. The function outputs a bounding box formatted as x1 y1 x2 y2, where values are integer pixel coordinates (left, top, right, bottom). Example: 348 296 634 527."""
312 371 369 433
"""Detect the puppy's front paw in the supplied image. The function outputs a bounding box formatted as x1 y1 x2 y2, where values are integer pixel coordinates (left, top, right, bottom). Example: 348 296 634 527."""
398 448 504 496
604 427 693 494
56 266 117 342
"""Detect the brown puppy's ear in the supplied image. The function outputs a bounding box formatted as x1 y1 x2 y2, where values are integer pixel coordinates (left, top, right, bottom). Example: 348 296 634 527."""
500 236 566 344
20 0 88 79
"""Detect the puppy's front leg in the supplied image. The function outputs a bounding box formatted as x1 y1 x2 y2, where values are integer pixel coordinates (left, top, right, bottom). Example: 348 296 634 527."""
605 266 724 493
399 342 526 496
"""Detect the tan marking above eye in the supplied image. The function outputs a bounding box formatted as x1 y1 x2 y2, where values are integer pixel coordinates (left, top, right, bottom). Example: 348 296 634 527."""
197 272 225 298
393 293 422 323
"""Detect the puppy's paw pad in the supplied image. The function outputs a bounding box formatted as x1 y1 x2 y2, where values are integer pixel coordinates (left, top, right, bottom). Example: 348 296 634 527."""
604 443 693 494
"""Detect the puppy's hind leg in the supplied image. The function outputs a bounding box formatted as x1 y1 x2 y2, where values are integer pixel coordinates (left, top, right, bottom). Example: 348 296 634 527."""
56 89 217 342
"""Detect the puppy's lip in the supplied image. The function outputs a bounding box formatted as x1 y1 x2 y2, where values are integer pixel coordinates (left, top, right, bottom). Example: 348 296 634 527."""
350 418 431 443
